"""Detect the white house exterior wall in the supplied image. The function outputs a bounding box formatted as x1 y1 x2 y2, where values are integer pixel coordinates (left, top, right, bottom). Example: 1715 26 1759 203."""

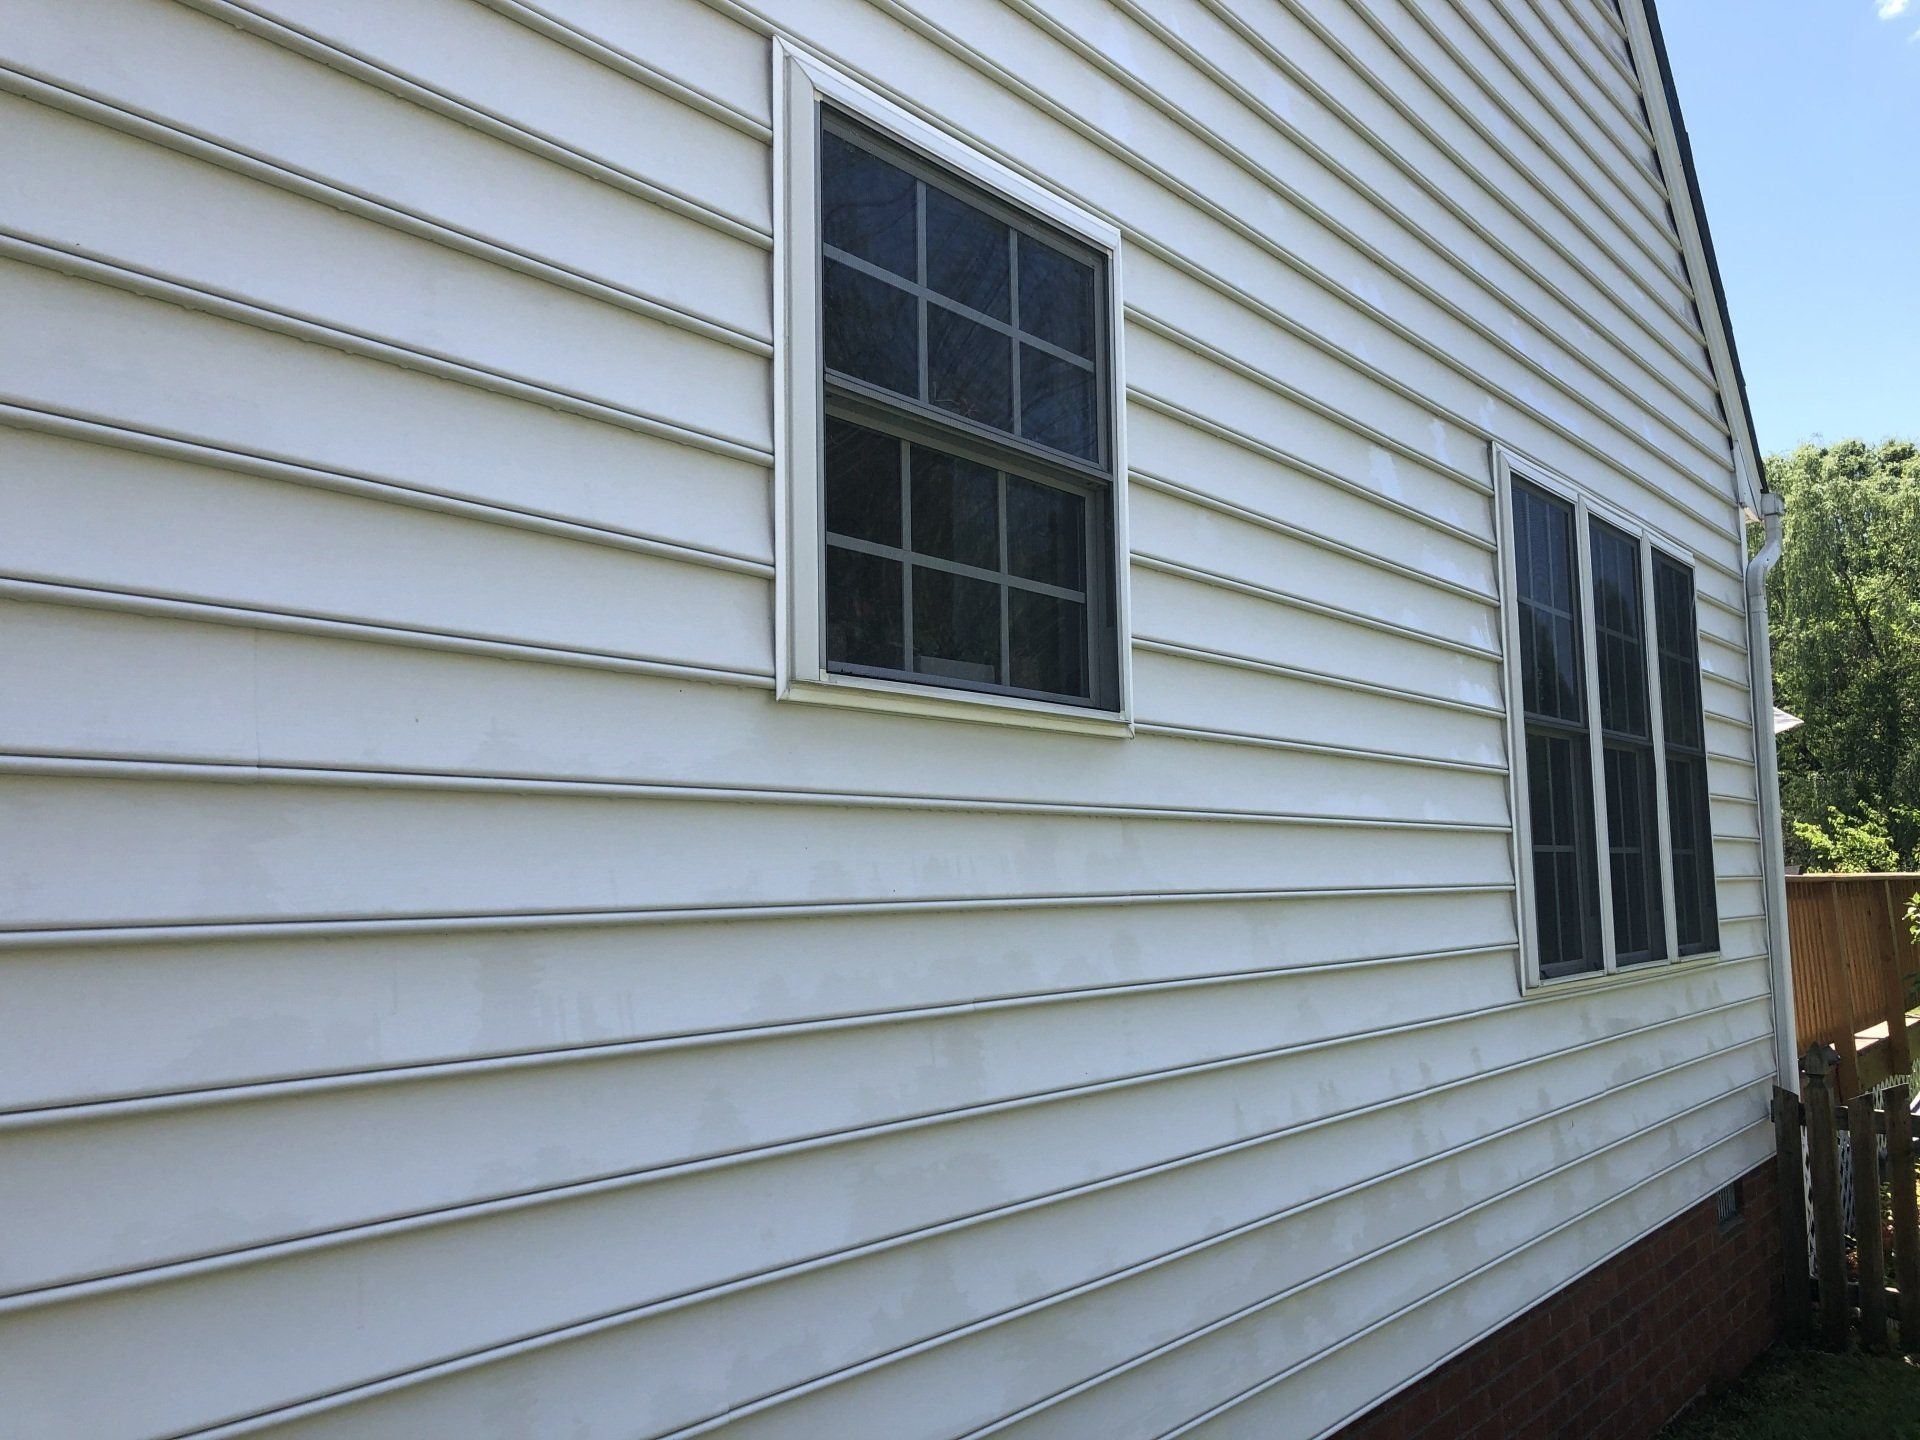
0 2 1772 1437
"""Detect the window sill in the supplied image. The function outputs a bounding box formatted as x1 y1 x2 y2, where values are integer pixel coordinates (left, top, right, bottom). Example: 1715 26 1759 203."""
1522 949 1725 998
781 671 1133 737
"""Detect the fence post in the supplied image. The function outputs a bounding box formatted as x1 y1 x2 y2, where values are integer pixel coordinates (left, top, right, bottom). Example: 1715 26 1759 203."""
1850 1092 1888 1350
1773 1084 1812 1343
1805 1045 1848 1348
1888 1084 1920 1353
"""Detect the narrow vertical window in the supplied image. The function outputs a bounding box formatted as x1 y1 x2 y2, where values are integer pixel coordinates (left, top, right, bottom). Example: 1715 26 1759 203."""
1590 520 1666 965
1512 481 1604 979
1654 554 1719 954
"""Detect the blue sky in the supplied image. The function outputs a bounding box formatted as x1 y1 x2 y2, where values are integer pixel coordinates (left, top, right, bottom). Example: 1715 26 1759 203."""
1658 1 1919 454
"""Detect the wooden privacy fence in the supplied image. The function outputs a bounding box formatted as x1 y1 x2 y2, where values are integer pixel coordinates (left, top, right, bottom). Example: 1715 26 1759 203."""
1773 1047 1920 1350
1785 873 1920 1097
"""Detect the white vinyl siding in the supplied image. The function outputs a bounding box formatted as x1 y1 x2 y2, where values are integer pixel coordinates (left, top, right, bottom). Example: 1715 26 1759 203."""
0 2 1770 1438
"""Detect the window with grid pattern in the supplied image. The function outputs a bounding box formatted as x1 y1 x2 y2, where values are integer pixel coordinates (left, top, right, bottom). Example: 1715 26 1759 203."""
817 113 1119 709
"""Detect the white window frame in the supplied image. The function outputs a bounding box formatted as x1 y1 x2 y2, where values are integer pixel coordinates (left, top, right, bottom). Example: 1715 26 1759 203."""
771 38 1133 736
1492 443 1722 991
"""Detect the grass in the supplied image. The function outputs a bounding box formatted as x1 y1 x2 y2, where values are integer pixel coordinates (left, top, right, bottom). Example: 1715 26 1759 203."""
1657 1345 1920 1439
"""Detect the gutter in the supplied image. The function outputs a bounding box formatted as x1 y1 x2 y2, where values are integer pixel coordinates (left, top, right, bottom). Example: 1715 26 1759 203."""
1745 491 1797 1090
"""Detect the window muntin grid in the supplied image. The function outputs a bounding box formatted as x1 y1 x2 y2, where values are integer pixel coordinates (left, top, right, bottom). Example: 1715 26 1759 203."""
821 117 1108 469
817 110 1118 710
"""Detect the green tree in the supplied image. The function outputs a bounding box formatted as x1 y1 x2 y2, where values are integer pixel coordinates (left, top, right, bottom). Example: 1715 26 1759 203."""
1763 438 1920 870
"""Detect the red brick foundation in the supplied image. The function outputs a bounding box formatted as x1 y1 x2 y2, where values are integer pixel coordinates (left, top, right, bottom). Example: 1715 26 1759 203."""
1333 1163 1782 1440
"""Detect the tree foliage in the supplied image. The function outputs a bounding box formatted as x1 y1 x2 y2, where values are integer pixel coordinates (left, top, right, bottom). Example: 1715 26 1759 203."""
1763 438 1920 870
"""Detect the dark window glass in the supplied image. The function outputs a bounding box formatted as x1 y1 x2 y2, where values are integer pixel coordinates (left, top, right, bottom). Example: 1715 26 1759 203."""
1010 589 1086 697
927 305 1013 431
825 546 902 671
818 117 1111 709
910 447 998 570
1654 555 1718 954
824 260 917 397
926 186 1010 321
912 567 1000 685
1020 345 1098 460
822 130 916 279
1006 477 1085 589
1591 519 1665 966
824 418 901 547
1018 232 1095 358
1528 731 1602 979
1604 744 1664 964
1513 481 1603 978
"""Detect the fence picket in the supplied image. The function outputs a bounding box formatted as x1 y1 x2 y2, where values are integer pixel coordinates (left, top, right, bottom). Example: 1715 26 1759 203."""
1804 1046 1849 1348
1888 1084 1920 1353
1849 1093 1888 1349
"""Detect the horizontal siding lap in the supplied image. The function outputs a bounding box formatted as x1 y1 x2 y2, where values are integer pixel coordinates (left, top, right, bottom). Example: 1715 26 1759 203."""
0 946 1521 1293
0 0 772 334
0 775 1517 928
0 96 769 448
0 890 1519 1111
226 0 773 229
0 269 775 563
0 975 1771 1440
0 429 774 680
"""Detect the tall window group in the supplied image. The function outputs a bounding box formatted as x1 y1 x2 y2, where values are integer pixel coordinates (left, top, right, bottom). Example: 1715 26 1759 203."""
1508 474 1718 982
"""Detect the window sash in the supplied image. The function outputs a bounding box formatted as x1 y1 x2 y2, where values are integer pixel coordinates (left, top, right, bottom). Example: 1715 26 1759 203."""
820 406 1116 707
774 39 1133 731
1500 461 1720 986
820 111 1112 477
813 110 1121 712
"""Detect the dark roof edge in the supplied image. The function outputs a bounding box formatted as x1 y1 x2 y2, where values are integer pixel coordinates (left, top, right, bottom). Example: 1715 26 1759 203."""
1634 0 1769 493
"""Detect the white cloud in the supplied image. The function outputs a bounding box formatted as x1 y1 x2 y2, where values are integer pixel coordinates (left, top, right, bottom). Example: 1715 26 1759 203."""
1879 0 1910 18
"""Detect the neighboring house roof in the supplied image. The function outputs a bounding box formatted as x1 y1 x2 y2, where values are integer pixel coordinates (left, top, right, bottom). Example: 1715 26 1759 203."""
1626 0 1770 511
1774 707 1804 735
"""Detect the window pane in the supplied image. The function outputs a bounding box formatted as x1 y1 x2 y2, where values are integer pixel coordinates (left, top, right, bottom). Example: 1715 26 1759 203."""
1605 744 1667 965
824 418 901 547
927 305 1013 431
824 260 917 397
1667 753 1717 953
825 545 903 671
1006 476 1085 589
822 130 916 280
1010 588 1087 698
926 186 1010 321
1019 345 1098 460
912 566 1000 684
1018 232 1095 358
1527 731 1604 978
1590 521 1649 739
1654 555 1718 955
910 447 999 570
1512 483 1585 724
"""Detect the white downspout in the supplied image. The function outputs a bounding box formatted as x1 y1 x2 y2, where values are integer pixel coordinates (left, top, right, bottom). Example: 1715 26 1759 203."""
1745 490 1796 1090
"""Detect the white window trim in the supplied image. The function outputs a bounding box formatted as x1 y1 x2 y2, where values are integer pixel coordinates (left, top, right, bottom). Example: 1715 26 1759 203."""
771 38 1134 736
1491 443 1722 993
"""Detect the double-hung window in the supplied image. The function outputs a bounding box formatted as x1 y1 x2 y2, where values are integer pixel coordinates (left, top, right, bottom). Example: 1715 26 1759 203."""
1498 452 1720 985
774 44 1130 730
